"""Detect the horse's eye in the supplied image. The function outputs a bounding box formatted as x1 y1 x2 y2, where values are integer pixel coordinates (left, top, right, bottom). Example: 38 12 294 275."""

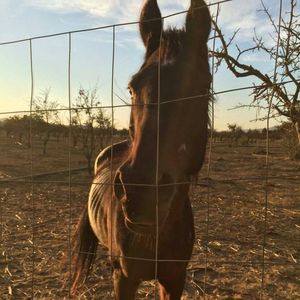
128 87 133 97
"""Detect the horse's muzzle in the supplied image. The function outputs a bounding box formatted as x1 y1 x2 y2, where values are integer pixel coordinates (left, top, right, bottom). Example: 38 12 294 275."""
114 167 176 235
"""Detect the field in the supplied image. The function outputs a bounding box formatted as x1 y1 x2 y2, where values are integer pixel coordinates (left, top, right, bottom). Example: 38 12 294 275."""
0 134 299 299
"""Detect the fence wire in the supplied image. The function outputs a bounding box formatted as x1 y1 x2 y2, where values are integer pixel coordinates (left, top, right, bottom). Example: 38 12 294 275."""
67 32 73 298
109 25 116 298
203 3 220 296
154 22 164 299
0 0 232 47
261 0 283 298
0 0 298 299
1 79 299 116
1 173 300 186
29 38 35 298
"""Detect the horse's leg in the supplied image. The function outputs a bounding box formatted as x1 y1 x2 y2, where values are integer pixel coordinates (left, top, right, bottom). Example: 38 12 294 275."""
113 269 140 300
158 271 186 300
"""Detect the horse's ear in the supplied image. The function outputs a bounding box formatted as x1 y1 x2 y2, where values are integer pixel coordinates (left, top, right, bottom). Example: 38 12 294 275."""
186 0 211 43
139 0 163 57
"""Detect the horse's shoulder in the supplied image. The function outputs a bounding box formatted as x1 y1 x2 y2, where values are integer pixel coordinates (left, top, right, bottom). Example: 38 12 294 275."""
94 140 130 175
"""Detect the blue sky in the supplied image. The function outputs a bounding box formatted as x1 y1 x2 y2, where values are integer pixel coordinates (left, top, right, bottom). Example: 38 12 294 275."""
0 0 287 130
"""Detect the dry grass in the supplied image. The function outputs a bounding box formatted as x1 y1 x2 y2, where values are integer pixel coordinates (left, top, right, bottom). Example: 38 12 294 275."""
0 136 299 299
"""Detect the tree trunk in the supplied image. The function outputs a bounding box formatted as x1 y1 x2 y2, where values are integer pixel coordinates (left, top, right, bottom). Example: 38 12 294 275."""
43 132 50 155
87 156 92 175
43 140 47 155
27 132 31 148
295 120 300 146
73 135 78 147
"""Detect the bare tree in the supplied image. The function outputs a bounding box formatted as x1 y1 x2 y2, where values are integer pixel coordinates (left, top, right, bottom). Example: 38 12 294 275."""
227 123 244 144
33 88 60 154
95 109 111 150
72 87 112 174
212 0 300 147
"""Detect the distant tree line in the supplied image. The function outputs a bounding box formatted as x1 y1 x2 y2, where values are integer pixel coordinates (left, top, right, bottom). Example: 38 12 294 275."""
212 122 299 159
0 87 129 174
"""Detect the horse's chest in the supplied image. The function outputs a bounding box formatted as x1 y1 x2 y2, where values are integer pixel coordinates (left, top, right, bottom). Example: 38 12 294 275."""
116 210 194 280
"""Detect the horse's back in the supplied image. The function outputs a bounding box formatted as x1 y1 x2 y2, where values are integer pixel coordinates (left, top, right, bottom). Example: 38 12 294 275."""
88 140 129 247
93 140 129 175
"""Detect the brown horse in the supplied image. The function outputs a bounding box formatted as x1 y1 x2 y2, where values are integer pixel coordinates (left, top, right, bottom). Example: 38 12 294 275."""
71 0 211 299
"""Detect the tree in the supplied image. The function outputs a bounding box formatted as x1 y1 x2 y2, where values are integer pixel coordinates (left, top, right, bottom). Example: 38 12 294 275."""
33 88 60 154
277 121 300 159
95 109 111 150
72 87 112 174
1 115 42 147
212 0 300 147
246 128 262 143
118 128 130 140
2 116 25 140
227 123 244 144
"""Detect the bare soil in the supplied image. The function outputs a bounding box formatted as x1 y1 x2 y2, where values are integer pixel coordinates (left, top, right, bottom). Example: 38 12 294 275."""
0 136 299 299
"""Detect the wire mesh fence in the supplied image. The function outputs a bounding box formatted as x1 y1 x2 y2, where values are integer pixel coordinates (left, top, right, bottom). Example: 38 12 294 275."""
0 0 299 299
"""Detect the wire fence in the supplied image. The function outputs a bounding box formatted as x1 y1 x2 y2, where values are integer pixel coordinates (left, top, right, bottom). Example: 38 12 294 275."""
261 0 283 296
0 0 298 299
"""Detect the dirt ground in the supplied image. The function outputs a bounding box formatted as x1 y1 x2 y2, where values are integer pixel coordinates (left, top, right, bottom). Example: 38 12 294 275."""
0 135 299 299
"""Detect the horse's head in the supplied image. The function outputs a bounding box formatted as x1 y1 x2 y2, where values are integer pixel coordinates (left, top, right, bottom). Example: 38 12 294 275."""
114 0 211 234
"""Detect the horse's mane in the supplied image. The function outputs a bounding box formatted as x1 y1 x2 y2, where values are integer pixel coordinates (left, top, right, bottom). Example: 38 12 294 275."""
159 28 186 63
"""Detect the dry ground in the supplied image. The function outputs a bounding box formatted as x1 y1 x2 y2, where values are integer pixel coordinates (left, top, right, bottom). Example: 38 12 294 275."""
0 135 299 299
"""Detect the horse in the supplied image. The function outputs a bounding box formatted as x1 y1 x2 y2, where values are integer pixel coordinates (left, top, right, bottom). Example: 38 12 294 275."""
71 0 212 298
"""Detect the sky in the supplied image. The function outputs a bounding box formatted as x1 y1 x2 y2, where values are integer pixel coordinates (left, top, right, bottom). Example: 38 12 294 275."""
0 0 290 130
